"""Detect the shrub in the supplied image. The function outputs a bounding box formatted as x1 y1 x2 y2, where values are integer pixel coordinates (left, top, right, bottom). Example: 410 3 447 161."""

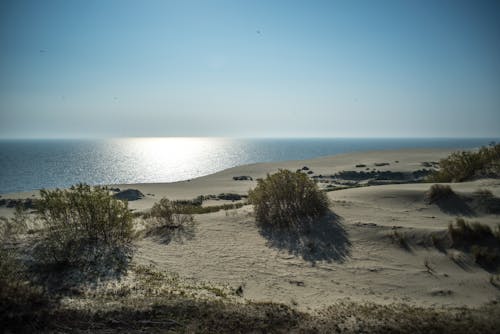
150 198 194 228
248 169 329 227
35 184 135 268
425 184 455 204
428 144 500 182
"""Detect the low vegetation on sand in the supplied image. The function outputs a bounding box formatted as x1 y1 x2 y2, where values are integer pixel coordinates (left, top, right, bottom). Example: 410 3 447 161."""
448 218 500 270
428 143 500 182
248 169 329 227
34 184 135 270
425 184 455 204
2 181 500 332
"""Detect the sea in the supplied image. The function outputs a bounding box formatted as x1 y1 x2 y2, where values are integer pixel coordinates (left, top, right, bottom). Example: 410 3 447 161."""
0 137 498 194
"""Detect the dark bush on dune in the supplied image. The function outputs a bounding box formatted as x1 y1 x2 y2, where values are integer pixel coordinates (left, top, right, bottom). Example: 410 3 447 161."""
428 144 500 182
35 184 135 269
425 184 455 204
248 169 329 227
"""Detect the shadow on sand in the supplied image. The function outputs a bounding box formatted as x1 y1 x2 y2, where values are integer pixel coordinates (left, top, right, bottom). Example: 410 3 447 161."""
434 193 475 216
258 211 351 264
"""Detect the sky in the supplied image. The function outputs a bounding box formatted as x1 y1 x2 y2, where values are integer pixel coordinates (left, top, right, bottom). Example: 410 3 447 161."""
0 0 499 138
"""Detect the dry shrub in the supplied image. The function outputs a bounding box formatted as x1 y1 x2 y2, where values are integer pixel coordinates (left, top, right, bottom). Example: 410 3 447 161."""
425 184 455 204
34 184 135 269
150 198 194 228
248 169 329 228
428 144 500 182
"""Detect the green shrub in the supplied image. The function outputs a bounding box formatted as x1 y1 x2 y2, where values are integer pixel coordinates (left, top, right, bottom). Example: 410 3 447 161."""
248 169 329 227
428 144 500 182
35 184 134 268
425 184 455 204
150 198 194 228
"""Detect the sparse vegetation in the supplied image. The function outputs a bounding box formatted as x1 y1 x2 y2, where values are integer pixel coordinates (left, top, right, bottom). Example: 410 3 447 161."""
390 230 410 250
248 169 329 227
448 218 500 270
448 218 496 245
34 184 135 269
0 211 48 330
5 296 500 333
425 184 455 204
427 144 500 182
146 198 196 242
472 188 500 214
150 197 194 228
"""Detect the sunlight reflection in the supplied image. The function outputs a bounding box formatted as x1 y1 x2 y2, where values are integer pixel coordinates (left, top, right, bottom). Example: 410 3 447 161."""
110 137 235 183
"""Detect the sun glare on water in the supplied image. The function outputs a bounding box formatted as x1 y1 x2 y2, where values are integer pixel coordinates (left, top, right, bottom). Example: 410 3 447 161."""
109 137 237 183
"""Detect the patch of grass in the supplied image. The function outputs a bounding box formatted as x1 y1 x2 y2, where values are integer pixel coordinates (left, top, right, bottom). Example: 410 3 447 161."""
177 202 246 215
390 230 410 250
20 299 500 334
448 218 500 270
425 184 455 204
448 218 496 246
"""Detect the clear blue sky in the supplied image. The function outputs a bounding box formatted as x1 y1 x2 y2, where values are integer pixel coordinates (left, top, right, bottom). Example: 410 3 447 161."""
1 0 499 138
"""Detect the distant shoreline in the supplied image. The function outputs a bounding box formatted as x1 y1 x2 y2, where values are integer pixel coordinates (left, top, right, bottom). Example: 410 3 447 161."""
1 146 456 214
2 137 498 195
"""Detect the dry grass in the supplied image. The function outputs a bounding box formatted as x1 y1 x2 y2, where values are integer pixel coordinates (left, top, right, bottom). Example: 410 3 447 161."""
7 295 500 333
448 218 500 270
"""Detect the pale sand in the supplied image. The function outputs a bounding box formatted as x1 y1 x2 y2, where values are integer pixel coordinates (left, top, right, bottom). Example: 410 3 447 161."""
2 147 500 311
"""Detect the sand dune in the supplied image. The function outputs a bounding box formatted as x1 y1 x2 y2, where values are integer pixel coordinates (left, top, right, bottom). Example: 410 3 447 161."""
125 148 499 311
2 147 499 314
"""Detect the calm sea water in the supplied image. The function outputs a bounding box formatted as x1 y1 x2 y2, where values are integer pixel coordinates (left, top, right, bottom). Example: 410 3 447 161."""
0 137 497 194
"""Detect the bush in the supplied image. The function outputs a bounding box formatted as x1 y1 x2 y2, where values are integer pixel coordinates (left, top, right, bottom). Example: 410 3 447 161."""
35 184 135 268
150 198 194 228
248 169 329 227
425 184 455 204
428 144 500 182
